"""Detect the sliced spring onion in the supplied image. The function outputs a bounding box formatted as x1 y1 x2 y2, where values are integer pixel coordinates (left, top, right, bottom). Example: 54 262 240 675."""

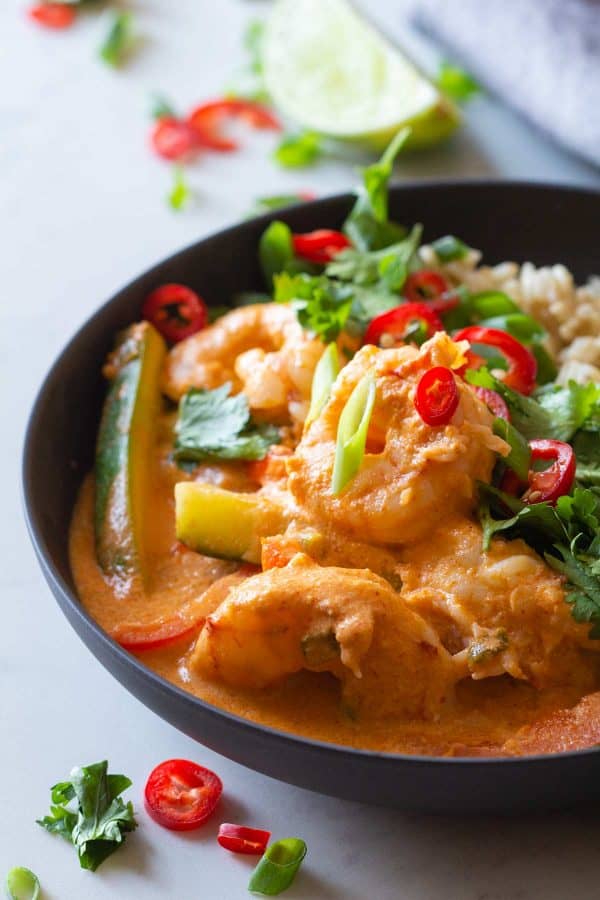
168 165 191 212
430 234 470 262
493 417 531 481
306 343 339 427
331 374 376 495
6 867 40 900
248 838 307 896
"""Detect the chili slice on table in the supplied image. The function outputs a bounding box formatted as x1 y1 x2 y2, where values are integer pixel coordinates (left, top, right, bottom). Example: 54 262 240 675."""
454 325 537 395
187 99 281 152
150 117 199 161
218 823 271 855
144 759 222 830
142 283 208 342
472 386 510 421
414 366 459 426
28 3 76 29
363 302 444 348
502 438 576 505
292 229 352 264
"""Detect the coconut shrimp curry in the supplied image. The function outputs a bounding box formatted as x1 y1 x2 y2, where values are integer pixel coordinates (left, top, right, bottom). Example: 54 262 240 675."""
70 142 600 758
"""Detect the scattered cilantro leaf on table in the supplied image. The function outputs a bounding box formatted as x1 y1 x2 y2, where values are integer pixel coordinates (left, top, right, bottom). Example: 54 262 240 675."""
436 61 481 102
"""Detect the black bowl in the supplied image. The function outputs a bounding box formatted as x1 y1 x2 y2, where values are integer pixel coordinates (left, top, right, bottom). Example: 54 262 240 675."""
23 181 600 814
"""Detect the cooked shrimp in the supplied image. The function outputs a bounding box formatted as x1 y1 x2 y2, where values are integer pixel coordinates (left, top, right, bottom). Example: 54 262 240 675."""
163 303 324 426
287 332 509 546
398 517 599 690
191 554 458 720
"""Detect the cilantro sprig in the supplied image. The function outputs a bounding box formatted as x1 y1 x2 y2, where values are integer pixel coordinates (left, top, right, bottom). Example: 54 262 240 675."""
37 761 137 871
173 384 280 465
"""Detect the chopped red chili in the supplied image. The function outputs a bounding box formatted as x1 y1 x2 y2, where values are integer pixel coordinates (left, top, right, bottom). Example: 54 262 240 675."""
363 302 444 348
28 3 76 28
404 270 449 303
187 99 281 152
142 284 208 343
473 386 511 421
292 229 352 264
454 325 537 395
150 117 199 161
218 823 271 855
414 366 459 426
144 759 222 831
503 438 575 505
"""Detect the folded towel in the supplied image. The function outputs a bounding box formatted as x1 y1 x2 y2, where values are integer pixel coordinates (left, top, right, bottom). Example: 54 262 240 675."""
414 0 600 167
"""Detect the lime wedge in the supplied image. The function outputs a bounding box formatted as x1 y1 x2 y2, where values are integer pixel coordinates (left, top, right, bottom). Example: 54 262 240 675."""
263 0 460 151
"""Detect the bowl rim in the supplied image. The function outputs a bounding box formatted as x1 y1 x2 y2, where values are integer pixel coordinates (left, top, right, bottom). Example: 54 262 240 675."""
22 177 600 769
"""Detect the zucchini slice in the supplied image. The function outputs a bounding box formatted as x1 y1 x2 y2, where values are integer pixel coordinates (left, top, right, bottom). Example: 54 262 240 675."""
175 481 288 564
95 322 166 588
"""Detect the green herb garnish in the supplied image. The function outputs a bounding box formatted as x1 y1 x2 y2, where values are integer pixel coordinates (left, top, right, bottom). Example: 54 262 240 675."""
274 272 354 342
168 165 191 212
437 61 481 102
5 867 40 900
99 12 134 68
37 760 137 871
306 343 339 427
226 19 269 103
430 234 470 261
273 131 322 168
326 224 422 290
249 838 307 896
174 384 279 465
151 93 176 121
342 128 410 251
248 193 313 218
492 417 531 481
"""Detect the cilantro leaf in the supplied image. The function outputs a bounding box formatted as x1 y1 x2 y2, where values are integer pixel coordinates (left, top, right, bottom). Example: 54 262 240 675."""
37 761 137 872
436 61 481 102
273 131 322 168
259 220 317 286
343 129 410 251
572 430 600 485
173 384 280 465
274 272 353 342
326 225 422 289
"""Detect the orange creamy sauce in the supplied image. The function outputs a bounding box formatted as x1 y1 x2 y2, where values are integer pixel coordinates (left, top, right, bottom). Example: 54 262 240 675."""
69 446 600 758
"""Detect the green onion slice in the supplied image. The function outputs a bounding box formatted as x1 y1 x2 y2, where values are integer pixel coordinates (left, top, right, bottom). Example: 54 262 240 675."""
431 234 470 262
306 343 340 427
493 417 531 481
248 838 307 896
6 868 41 900
99 11 134 67
331 374 376 495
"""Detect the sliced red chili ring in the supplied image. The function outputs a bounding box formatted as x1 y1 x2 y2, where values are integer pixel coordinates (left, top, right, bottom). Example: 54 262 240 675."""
186 99 281 153
218 823 271 855
473 386 511 421
28 3 76 28
453 325 537 395
292 229 352 264
502 438 576 505
142 283 209 343
404 270 450 303
144 759 223 831
110 605 205 652
150 117 199 161
363 302 444 348
414 366 459 426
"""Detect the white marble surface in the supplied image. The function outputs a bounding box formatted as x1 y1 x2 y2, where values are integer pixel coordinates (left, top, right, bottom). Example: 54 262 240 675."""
2 1 600 898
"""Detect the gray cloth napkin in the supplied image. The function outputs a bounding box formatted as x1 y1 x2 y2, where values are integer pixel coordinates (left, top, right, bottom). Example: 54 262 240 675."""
414 0 600 167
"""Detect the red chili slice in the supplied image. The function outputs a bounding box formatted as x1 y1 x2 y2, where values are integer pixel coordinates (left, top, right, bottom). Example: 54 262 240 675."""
187 99 281 152
503 438 575 505
363 303 444 348
110 608 205 652
143 283 208 343
150 117 199 161
453 325 537 395
414 366 459 426
145 759 223 831
473 386 511 421
404 270 449 303
28 3 76 28
292 229 352 264
218 823 271 855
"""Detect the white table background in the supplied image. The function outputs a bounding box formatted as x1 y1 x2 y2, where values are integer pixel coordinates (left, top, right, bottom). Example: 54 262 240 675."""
2 2 600 898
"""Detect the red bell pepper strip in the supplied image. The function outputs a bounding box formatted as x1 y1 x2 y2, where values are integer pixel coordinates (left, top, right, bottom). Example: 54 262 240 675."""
453 325 537 395
414 366 459 426
364 302 444 348
292 229 352 264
